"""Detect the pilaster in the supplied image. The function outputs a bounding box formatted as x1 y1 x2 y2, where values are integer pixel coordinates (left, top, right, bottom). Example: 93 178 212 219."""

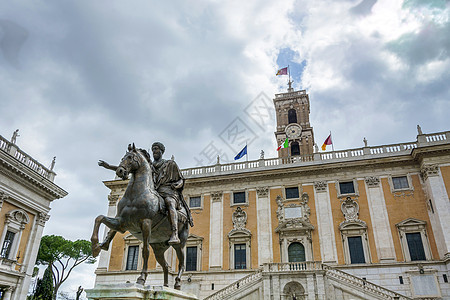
97 194 119 271
209 192 223 269
420 164 450 259
364 176 396 262
256 187 273 266
313 181 337 264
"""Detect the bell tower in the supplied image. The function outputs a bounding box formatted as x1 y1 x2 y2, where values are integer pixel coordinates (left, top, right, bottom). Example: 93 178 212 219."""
274 84 315 158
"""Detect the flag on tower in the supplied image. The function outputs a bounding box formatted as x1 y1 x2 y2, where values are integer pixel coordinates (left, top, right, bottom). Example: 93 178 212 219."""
321 134 332 151
276 67 288 76
277 138 289 151
234 145 248 160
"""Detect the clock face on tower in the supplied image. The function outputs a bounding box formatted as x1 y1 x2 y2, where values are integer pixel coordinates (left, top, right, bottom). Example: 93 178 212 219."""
285 124 302 139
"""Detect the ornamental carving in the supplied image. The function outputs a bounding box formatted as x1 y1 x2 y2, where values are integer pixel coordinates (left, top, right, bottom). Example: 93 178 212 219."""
275 194 311 223
211 192 223 202
108 194 120 206
314 181 327 192
365 176 380 187
0 191 8 209
256 187 269 198
420 165 439 181
38 212 50 226
341 197 359 222
6 209 30 229
232 207 247 230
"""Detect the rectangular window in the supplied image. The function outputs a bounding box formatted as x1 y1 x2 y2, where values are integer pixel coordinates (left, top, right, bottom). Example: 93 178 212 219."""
189 196 201 208
0 231 15 258
234 244 246 269
348 236 365 264
393 176 409 190
126 245 139 270
233 192 246 204
406 232 426 261
285 187 299 199
339 181 355 195
186 246 197 271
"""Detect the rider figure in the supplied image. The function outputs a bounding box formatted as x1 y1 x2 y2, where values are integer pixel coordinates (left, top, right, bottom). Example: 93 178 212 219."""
151 142 193 244
98 142 194 245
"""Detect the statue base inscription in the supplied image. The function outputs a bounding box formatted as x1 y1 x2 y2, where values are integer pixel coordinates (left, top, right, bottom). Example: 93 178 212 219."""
85 283 198 300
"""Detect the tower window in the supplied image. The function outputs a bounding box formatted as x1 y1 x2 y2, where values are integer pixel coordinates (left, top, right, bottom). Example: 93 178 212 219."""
288 109 297 124
291 142 300 156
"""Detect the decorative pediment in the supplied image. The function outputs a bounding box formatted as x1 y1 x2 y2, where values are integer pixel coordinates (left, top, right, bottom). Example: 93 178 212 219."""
339 219 367 231
396 218 427 231
5 209 29 229
187 234 204 242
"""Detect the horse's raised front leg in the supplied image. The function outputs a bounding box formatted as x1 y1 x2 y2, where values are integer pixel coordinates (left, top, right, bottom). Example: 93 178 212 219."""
136 219 152 285
152 243 169 287
91 215 122 257
173 244 185 290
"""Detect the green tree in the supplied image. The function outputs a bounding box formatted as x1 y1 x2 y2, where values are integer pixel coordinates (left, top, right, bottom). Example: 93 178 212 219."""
33 265 53 300
36 235 96 300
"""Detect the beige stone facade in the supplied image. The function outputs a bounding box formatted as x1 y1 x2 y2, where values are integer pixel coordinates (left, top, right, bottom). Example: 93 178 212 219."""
0 134 67 300
93 89 450 299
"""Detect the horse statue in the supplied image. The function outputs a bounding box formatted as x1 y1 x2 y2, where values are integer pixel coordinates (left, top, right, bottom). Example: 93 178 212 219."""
90 144 189 289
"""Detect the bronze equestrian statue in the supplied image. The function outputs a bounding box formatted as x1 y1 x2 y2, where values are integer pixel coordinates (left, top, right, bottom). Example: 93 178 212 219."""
91 143 193 289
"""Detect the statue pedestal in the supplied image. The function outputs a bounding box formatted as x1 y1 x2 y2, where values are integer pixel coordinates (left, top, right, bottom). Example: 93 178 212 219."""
85 283 198 300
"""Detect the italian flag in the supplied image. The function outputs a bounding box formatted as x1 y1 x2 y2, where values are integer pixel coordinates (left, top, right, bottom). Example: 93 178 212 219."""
277 138 289 151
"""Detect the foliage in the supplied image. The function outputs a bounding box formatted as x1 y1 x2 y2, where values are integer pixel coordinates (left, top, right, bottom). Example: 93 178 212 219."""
36 235 96 300
33 265 53 300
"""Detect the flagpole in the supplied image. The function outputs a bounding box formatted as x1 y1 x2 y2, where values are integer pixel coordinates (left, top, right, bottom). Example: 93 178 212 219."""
246 141 248 162
330 131 335 152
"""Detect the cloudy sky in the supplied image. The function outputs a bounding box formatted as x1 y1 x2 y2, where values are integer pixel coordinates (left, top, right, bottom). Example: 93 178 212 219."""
1 0 449 298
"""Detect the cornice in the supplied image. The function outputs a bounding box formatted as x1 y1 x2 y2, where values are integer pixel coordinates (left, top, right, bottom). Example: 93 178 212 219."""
412 144 450 161
0 152 67 200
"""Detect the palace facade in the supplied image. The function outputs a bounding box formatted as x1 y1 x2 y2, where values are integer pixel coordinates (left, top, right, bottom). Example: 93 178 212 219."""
0 134 67 300
93 88 450 300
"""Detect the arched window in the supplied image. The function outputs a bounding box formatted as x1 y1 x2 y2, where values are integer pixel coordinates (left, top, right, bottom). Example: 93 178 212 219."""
288 242 305 262
291 142 300 156
288 109 297 124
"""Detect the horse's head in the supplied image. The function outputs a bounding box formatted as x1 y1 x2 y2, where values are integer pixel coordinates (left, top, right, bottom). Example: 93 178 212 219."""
116 143 143 180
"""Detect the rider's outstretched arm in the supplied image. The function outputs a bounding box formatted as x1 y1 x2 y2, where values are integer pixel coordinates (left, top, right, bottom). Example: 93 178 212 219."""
98 160 119 171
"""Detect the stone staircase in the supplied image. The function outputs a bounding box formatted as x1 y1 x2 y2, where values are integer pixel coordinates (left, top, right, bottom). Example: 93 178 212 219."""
323 265 412 300
203 269 262 300
203 262 415 300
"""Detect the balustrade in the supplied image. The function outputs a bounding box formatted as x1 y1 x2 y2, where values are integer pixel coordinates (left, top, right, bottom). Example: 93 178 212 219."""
180 131 449 178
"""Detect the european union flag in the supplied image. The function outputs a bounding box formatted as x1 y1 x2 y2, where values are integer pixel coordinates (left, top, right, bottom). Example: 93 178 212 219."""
234 145 247 160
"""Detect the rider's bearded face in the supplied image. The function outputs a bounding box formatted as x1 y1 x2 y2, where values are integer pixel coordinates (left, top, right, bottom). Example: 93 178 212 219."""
152 146 162 161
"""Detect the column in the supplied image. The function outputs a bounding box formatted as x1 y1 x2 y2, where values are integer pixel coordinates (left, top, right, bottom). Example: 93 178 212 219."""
97 194 119 271
209 192 223 269
313 181 337 264
256 187 273 266
15 213 49 300
364 176 396 261
421 164 450 259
